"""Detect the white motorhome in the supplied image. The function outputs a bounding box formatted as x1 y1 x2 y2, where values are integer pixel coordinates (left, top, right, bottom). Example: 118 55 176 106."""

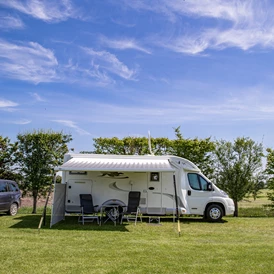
51 153 235 226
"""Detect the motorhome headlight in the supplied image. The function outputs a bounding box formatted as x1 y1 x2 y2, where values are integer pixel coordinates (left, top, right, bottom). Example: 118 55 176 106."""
220 190 228 197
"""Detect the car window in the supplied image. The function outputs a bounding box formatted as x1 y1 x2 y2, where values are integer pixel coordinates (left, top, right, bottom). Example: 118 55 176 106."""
9 183 19 192
0 182 8 192
188 173 201 190
188 173 210 191
200 176 208 191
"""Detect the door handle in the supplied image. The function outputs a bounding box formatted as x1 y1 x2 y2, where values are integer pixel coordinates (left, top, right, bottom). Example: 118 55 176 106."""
187 190 191 196
148 187 155 190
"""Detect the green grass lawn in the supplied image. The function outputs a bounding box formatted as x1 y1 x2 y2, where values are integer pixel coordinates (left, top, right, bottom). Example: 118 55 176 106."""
0 212 274 274
239 189 271 208
238 189 274 217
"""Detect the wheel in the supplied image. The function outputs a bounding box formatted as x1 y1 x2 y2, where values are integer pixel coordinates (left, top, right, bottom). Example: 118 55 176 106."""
206 204 223 222
8 203 18 216
104 206 122 222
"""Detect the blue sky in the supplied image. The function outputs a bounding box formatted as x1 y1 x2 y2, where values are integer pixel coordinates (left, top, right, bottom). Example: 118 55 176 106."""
1 0 274 152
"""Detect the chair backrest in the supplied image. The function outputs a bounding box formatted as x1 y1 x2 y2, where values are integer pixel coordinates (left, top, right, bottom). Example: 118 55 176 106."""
79 194 95 214
127 191 141 213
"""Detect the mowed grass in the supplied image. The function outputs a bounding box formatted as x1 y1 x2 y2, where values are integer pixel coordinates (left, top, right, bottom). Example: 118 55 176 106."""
238 189 274 217
0 212 274 274
239 189 271 208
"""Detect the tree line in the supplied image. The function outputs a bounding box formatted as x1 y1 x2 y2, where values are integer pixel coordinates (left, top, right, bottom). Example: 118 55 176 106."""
1 127 274 216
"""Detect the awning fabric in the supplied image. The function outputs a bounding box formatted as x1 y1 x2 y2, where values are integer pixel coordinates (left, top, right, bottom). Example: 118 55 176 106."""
56 157 175 172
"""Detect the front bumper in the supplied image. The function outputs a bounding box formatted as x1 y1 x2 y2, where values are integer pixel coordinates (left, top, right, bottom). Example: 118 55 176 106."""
226 205 235 216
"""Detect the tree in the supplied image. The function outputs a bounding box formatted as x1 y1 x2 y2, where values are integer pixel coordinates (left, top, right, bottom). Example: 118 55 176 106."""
16 130 72 213
248 172 266 201
212 137 264 216
92 136 173 155
92 127 215 177
266 148 274 206
171 127 215 177
0 136 20 180
92 136 149 155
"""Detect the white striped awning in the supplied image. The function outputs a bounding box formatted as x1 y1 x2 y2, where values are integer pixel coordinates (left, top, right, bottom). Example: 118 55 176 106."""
56 157 175 172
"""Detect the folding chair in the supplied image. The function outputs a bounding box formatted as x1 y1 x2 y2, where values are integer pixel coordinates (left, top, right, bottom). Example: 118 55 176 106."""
79 194 99 225
120 191 142 225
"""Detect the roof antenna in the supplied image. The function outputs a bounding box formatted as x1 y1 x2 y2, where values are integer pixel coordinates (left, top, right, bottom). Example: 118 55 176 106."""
148 131 154 155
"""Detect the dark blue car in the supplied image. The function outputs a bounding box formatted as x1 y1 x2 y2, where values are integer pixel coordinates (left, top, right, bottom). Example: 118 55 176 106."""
0 179 21 216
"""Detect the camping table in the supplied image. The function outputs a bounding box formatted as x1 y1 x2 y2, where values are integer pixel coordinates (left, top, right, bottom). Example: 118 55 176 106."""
100 204 120 226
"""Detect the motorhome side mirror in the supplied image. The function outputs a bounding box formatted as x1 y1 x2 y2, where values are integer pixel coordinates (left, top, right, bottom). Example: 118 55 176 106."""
207 183 213 191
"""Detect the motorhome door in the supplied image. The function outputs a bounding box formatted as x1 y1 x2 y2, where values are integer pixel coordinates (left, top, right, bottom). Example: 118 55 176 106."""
147 172 163 214
186 173 213 215
66 179 93 212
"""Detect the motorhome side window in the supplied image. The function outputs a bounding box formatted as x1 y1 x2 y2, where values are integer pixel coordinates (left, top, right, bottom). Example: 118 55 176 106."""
188 173 208 191
150 172 159 181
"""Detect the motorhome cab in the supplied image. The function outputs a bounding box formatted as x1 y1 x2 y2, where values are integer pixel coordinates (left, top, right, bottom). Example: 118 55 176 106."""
51 153 235 226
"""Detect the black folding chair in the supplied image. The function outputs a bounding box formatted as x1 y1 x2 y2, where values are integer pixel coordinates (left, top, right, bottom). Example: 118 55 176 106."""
120 191 142 225
79 194 99 225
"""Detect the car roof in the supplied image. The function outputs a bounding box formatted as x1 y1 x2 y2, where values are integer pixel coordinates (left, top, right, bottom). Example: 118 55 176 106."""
0 179 18 184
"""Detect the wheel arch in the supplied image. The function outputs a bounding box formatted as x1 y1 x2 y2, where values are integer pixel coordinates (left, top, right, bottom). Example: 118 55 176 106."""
204 202 225 217
100 199 126 211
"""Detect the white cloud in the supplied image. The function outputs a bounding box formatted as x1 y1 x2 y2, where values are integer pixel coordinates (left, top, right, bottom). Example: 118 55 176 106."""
82 47 138 80
53 120 91 136
29 92 47 102
61 59 115 86
166 0 254 23
0 98 18 108
123 0 274 54
100 36 151 54
0 39 58 83
0 39 121 86
121 0 255 24
0 15 24 29
12 119 31 125
0 0 80 23
161 35 209 55
183 1 274 53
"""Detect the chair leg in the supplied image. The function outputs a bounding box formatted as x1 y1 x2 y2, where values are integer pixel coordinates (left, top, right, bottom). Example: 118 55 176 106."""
134 211 139 225
135 208 142 225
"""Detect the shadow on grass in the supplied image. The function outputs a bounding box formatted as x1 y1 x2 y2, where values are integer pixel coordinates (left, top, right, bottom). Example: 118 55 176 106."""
9 214 131 232
8 214 229 232
141 216 228 224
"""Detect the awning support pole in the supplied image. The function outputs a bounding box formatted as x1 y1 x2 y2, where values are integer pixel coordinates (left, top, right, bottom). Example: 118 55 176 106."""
38 173 56 231
173 174 181 237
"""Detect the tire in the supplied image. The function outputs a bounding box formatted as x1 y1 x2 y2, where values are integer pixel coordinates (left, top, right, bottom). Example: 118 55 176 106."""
206 204 223 222
104 206 121 222
8 203 18 216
